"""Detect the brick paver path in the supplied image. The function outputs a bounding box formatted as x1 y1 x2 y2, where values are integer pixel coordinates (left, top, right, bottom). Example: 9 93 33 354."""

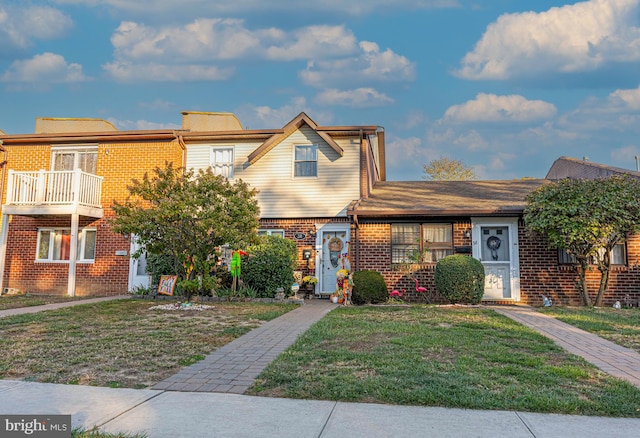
489 305 640 389
152 299 335 394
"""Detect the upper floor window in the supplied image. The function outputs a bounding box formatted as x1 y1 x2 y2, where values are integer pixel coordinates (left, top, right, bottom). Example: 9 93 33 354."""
294 145 317 178
258 229 285 238
36 228 96 262
52 146 97 174
558 243 626 265
391 223 454 264
211 147 234 178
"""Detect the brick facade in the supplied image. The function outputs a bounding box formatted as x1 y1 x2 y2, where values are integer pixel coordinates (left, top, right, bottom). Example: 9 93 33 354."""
354 218 640 306
2 139 183 296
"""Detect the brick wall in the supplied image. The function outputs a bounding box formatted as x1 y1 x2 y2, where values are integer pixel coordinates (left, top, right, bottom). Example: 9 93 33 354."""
356 221 473 302
2 139 183 296
518 221 640 307
259 217 351 277
355 219 640 306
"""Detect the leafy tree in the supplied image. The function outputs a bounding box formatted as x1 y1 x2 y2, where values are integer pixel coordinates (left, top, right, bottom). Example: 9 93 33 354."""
422 157 477 181
524 176 640 306
111 163 260 299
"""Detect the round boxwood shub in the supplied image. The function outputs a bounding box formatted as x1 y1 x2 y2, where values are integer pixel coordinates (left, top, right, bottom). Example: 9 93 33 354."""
435 255 485 304
352 270 388 305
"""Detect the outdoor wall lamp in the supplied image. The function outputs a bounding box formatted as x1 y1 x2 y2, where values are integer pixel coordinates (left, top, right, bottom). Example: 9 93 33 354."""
302 249 312 260
464 230 471 239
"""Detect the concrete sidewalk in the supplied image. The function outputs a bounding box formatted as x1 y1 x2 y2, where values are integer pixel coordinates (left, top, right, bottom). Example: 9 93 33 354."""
2 380 640 438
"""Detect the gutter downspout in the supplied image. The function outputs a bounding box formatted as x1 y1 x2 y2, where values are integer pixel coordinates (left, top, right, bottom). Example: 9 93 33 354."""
0 140 6 294
350 199 362 272
174 132 187 167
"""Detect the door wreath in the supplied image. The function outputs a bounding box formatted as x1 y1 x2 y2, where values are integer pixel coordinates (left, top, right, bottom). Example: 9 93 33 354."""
486 236 501 261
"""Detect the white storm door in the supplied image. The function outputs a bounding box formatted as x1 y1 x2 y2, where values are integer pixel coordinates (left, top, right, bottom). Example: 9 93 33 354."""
472 219 520 301
317 226 350 293
128 236 149 291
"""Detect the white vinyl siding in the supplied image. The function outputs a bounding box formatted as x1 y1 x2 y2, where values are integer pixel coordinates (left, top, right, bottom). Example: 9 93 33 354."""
184 126 361 218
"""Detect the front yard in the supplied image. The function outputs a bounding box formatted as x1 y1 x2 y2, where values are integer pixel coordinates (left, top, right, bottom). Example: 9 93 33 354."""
247 305 640 417
0 299 296 388
2 298 640 417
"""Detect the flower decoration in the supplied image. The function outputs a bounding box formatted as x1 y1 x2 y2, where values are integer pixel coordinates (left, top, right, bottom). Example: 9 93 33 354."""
302 276 318 285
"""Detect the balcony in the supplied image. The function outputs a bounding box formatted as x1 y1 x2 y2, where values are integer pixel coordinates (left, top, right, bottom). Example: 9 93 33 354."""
2 169 104 218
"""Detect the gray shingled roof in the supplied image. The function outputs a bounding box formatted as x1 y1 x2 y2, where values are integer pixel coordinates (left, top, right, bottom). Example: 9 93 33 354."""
546 156 640 180
350 180 547 217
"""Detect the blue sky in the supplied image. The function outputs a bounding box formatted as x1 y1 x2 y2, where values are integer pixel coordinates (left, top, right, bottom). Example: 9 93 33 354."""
2 0 640 181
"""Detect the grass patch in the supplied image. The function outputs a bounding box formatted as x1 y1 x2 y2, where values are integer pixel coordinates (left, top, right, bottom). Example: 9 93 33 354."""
0 294 95 311
0 299 295 388
72 427 146 438
247 306 640 417
539 306 640 354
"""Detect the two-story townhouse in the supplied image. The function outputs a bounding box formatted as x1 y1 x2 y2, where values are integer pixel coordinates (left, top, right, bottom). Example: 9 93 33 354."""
0 112 384 297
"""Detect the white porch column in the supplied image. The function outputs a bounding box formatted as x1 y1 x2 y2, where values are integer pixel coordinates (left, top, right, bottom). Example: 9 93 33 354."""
67 213 79 297
0 214 9 294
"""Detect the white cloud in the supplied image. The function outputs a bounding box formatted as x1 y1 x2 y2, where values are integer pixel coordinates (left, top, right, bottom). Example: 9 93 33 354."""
103 60 233 82
300 41 415 88
455 0 640 80
385 136 438 168
53 0 459 17
0 5 72 52
315 88 393 108
610 85 640 110
442 93 557 123
266 25 357 60
235 97 334 129
611 145 640 164
1 52 89 83
107 118 180 130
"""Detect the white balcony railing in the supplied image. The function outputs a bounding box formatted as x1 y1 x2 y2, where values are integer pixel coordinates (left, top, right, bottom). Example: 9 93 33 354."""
6 169 103 210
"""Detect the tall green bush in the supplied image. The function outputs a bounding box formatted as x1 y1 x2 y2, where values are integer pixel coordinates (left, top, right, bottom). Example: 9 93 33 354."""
435 255 485 304
352 270 388 305
242 235 297 298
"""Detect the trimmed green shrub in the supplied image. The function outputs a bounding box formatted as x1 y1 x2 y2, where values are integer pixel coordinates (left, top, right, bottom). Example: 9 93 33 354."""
434 255 485 304
352 270 388 305
242 235 297 298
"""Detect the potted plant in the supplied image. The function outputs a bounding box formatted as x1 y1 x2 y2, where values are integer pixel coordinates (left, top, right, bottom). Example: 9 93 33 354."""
301 276 318 298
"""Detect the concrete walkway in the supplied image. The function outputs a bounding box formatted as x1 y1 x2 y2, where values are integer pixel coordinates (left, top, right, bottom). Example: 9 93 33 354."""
490 305 640 389
152 299 335 393
0 295 130 318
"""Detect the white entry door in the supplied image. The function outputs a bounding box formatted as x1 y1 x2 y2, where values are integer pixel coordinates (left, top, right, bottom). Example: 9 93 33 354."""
472 219 520 301
128 237 149 291
318 227 350 294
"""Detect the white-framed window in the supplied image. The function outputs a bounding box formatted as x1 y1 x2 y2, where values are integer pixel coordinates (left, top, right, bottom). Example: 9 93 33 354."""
258 229 285 238
210 147 234 178
36 228 97 262
391 223 454 264
51 146 98 174
558 243 627 265
294 145 317 178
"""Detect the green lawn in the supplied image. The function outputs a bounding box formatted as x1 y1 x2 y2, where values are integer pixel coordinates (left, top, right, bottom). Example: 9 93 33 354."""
248 305 640 417
0 299 296 388
539 306 640 354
